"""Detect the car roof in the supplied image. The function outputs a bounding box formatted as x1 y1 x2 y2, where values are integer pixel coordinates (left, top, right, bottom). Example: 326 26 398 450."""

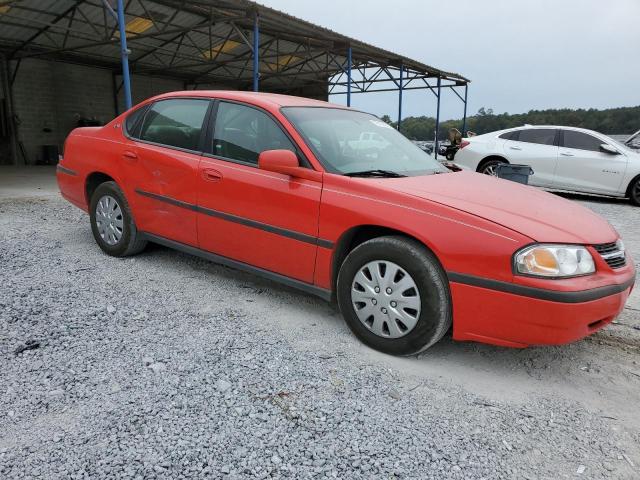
147 90 347 110
482 125 610 139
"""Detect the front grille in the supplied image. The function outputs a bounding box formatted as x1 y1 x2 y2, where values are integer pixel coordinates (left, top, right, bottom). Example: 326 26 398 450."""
593 241 626 269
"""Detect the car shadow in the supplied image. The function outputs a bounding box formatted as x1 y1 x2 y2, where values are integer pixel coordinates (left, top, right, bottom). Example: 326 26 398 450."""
142 241 617 372
98 236 632 402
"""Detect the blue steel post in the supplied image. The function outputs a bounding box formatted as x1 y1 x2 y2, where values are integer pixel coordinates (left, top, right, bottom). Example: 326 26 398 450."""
462 83 468 135
116 0 132 110
252 14 259 91
346 46 352 107
434 76 441 160
397 64 403 130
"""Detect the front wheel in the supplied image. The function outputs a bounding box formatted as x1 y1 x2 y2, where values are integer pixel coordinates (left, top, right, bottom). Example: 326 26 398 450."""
89 181 147 257
337 236 452 356
630 177 640 206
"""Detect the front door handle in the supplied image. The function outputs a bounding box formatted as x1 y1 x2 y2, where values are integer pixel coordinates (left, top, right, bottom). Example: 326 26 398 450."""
560 152 575 157
510 146 522 150
202 168 223 182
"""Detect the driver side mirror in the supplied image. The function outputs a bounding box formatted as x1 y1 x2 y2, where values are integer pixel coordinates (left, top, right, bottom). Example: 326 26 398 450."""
600 144 619 155
258 149 322 181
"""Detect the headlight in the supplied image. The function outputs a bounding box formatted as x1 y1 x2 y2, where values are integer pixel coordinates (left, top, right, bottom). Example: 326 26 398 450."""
514 244 595 278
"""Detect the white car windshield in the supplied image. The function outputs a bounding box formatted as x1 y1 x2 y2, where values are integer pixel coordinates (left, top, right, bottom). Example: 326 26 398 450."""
282 107 448 177
604 135 635 154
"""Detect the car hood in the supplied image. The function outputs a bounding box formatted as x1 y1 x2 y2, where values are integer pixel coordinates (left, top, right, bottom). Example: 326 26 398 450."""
375 171 617 244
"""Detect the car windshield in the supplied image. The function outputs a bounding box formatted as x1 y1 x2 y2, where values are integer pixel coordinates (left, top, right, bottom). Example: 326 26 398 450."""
282 107 448 176
604 134 635 154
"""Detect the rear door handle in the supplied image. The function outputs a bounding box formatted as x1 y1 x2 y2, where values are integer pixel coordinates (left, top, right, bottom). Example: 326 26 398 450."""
202 168 223 182
122 150 138 161
560 152 575 157
509 146 522 150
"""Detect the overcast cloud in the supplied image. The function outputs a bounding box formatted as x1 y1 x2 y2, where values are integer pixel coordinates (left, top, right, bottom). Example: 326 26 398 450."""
257 0 640 121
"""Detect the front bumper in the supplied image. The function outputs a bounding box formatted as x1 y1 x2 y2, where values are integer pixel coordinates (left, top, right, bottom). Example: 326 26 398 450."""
449 269 635 348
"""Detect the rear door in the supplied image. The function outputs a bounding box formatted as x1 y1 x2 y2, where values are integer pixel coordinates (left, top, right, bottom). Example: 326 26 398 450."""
126 98 212 247
197 100 322 283
501 128 559 186
554 129 628 194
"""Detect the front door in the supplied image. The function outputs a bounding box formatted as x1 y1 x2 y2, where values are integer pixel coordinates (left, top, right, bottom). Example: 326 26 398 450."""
197 100 322 283
554 129 628 195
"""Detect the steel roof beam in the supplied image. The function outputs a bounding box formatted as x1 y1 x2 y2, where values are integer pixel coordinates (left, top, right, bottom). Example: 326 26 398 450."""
8 1 84 58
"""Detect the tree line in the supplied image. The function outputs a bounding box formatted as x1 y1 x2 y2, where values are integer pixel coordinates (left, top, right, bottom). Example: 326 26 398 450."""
380 105 640 140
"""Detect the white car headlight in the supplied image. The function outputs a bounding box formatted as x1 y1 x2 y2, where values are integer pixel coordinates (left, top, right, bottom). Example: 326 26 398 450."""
514 244 595 278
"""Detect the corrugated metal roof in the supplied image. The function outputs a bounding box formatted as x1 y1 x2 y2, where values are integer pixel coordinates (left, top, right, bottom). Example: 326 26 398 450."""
0 0 469 90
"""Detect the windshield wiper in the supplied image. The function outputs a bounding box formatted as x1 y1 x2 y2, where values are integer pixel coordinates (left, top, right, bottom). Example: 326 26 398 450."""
344 169 407 178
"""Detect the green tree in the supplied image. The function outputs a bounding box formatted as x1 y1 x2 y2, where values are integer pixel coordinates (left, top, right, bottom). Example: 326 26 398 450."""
389 105 640 140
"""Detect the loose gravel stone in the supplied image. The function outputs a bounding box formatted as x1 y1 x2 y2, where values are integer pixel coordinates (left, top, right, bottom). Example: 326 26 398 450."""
1 193 639 479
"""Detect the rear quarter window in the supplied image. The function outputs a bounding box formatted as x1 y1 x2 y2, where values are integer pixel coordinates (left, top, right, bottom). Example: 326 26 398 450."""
124 105 149 138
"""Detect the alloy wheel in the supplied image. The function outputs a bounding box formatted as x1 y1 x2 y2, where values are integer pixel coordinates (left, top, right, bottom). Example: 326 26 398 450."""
351 260 421 338
483 164 499 176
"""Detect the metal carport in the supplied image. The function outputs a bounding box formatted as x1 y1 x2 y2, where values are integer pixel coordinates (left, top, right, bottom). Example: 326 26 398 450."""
0 0 470 165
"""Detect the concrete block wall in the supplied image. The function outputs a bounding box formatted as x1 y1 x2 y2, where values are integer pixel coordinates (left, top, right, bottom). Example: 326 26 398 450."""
11 59 182 165
11 59 60 165
116 75 183 115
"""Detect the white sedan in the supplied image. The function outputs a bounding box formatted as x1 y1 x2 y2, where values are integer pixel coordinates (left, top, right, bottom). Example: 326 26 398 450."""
454 125 640 205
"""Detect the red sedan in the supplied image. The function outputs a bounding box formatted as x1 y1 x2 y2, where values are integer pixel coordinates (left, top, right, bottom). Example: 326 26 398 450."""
57 91 635 355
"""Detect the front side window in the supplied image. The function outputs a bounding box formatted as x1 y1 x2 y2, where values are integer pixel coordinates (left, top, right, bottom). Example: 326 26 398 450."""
517 129 557 146
282 107 447 176
138 98 210 151
562 130 604 152
212 102 296 165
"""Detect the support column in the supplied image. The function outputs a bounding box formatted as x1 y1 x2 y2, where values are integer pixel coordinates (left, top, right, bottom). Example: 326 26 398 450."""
397 64 403 130
253 13 259 92
116 0 132 110
462 83 468 136
434 76 441 160
346 46 352 107
0 56 20 165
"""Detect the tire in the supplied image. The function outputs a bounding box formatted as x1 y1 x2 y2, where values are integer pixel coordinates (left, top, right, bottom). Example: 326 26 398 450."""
336 236 452 356
630 177 640 206
89 181 147 257
479 158 506 176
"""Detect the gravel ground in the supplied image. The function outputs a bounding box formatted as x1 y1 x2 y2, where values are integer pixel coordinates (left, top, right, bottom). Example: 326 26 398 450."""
1 172 639 479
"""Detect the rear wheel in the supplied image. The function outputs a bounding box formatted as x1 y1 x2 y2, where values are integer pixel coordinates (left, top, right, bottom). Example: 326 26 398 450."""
337 236 452 356
89 181 147 257
479 158 506 176
630 177 640 206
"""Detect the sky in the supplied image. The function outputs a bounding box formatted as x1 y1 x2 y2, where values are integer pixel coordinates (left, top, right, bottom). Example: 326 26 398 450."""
256 0 640 121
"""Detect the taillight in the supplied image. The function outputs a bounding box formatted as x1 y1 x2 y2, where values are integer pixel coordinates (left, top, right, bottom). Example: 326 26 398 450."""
459 140 470 150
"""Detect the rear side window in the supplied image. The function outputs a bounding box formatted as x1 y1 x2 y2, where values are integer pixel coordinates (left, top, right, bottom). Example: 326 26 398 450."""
138 99 210 151
562 130 603 152
499 131 519 140
517 129 557 146
212 101 295 165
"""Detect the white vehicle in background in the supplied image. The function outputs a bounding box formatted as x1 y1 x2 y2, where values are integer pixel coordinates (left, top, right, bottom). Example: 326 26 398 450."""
454 125 640 206
348 131 391 151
